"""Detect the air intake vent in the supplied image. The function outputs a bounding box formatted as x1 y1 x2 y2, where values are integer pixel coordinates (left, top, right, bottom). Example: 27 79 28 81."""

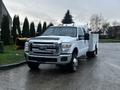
29 43 32 51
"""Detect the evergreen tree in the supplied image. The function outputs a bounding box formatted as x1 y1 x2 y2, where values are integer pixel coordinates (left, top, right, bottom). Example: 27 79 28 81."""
30 22 35 37
43 22 47 33
11 15 21 43
1 15 10 45
22 17 30 37
37 22 42 36
47 22 54 28
11 15 17 43
62 10 74 24
16 16 21 37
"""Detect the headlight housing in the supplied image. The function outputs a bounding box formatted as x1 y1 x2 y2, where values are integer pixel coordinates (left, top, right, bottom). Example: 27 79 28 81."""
61 42 71 53
62 42 71 48
24 42 29 52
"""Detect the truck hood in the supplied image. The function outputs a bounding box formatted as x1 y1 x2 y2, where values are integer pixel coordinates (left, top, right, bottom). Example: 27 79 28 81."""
29 36 76 43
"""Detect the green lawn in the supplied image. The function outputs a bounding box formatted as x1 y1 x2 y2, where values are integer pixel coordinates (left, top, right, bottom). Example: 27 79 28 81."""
0 45 24 65
99 39 120 43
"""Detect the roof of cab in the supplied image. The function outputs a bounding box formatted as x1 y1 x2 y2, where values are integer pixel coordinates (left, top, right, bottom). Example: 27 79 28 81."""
50 26 77 28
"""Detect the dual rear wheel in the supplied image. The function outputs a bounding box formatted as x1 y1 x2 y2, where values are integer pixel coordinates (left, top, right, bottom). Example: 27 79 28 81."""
87 47 98 58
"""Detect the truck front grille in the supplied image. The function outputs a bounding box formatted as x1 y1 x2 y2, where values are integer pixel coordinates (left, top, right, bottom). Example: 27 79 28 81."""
29 42 60 55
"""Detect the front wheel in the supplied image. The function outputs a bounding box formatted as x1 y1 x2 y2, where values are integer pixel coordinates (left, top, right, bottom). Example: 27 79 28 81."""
68 52 78 72
27 61 39 70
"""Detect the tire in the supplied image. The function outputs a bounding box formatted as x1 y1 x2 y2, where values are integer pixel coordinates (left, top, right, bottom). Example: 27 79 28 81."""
27 61 39 70
94 47 98 56
87 47 98 58
68 52 78 72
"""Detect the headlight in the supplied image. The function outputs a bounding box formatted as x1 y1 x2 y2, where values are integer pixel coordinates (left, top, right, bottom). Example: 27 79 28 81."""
62 42 72 48
61 42 71 53
24 42 29 52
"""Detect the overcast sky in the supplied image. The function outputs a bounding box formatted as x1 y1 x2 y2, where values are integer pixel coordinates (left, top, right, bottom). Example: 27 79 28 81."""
3 0 120 25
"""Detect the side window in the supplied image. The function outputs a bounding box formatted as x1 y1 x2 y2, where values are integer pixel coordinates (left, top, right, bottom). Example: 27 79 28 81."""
82 28 86 34
78 28 84 36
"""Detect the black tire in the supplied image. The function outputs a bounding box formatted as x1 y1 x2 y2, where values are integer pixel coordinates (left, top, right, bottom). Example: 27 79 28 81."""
68 52 78 72
87 47 98 58
27 61 39 70
94 47 98 56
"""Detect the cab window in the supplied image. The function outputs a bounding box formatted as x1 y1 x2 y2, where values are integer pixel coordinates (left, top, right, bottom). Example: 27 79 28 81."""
78 28 84 36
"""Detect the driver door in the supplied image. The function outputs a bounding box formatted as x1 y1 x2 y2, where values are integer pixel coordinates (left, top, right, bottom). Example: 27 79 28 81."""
77 28 85 56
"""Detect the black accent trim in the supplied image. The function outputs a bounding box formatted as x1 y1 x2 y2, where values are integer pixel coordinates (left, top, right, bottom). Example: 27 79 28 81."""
28 56 57 63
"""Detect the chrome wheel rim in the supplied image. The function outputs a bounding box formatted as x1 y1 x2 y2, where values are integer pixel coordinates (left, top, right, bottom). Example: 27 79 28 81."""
73 58 78 71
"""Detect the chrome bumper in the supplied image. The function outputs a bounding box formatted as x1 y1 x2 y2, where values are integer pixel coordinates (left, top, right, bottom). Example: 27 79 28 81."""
25 52 72 64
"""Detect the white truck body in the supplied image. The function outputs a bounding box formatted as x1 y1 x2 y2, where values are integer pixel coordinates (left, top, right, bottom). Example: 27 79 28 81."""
24 26 99 71
88 34 99 51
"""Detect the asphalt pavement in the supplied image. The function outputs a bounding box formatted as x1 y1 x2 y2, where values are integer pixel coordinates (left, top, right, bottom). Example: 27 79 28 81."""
0 43 120 90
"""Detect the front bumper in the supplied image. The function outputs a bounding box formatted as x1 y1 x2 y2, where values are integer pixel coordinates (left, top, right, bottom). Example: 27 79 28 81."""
25 53 72 64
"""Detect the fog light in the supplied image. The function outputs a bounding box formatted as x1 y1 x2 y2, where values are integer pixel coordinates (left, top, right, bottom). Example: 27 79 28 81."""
61 57 67 61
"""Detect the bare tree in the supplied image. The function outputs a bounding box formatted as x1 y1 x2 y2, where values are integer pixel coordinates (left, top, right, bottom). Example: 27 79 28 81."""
102 22 110 35
90 14 103 32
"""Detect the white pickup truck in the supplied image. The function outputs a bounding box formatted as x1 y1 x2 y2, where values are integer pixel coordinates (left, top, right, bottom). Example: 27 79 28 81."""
24 26 99 72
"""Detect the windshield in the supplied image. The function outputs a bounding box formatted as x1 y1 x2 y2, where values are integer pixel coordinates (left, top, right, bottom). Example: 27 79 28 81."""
42 27 77 37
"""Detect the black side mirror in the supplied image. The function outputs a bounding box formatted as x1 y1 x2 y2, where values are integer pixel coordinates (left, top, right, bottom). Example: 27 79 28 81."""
84 33 89 40
78 35 84 40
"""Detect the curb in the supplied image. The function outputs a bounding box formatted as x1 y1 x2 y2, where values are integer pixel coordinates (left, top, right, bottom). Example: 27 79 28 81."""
0 61 26 70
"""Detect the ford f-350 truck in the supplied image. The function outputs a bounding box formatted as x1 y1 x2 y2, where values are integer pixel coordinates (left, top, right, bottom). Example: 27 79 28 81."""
24 26 99 72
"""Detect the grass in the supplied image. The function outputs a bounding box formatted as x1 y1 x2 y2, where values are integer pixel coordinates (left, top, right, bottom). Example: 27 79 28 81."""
99 39 120 43
0 45 24 65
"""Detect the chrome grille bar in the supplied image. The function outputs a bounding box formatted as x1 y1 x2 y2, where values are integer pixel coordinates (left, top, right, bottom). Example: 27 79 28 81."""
29 42 60 55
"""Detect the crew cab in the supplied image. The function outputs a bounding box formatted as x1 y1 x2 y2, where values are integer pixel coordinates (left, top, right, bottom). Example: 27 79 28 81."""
24 26 99 72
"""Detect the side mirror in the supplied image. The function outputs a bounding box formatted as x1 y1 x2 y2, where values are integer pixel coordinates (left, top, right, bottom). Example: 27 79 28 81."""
84 33 89 40
78 35 84 40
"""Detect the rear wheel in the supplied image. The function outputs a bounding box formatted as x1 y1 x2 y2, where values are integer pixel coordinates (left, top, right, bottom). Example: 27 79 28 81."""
27 61 39 70
87 47 98 58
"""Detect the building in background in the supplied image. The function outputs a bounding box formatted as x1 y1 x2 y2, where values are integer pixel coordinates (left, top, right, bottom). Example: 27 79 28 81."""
0 0 12 39
0 0 12 28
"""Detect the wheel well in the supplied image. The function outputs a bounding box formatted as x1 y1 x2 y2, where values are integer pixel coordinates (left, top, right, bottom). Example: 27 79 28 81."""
73 48 78 56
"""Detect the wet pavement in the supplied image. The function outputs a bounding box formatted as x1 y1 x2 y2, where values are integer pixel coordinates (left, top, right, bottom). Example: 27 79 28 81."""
0 43 120 90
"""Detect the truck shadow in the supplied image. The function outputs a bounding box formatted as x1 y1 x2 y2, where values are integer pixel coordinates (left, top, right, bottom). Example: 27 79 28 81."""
27 56 98 74
25 57 98 90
